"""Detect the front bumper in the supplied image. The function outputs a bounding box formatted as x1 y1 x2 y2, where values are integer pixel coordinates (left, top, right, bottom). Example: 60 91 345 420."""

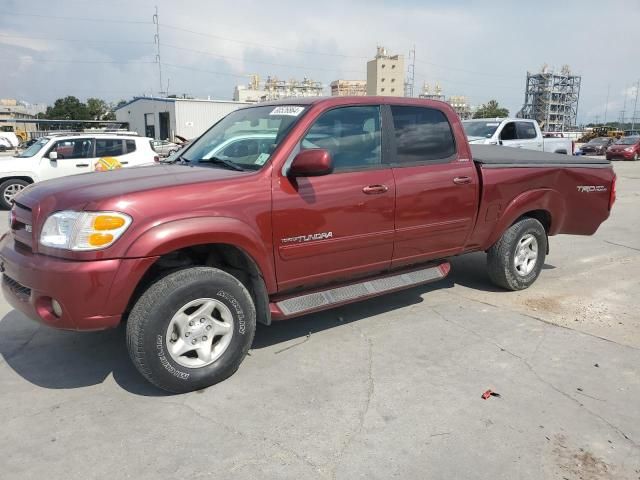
606 151 634 160
0 234 157 331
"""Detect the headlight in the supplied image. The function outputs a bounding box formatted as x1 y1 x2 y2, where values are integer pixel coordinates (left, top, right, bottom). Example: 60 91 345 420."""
625 147 634 152
40 211 132 250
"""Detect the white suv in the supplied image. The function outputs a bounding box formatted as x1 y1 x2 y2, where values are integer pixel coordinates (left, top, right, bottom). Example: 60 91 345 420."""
0 134 158 208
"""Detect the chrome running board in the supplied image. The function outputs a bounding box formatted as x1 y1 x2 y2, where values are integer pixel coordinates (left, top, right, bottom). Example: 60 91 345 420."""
275 262 450 317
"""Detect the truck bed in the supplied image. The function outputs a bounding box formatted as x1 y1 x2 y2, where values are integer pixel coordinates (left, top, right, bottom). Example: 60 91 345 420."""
471 145 610 168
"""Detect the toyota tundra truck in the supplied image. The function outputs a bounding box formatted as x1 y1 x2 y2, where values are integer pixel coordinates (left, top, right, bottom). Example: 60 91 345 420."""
0 97 615 393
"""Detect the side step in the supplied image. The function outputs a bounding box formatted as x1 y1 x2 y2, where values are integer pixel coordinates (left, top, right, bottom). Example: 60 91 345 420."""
270 262 450 320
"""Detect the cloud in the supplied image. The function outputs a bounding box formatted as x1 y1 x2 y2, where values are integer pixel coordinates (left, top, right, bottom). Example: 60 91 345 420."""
0 0 638 124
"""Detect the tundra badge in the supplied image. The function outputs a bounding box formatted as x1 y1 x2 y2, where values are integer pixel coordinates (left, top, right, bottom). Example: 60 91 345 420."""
577 185 607 193
282 232 333 244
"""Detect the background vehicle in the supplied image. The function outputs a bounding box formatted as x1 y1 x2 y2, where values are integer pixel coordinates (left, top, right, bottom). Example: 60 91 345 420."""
624 130 640 137
463 118 574 154
0 97 615 393
606 136 640 161
151 139 180 157
580 137 613 156
0 133 158 208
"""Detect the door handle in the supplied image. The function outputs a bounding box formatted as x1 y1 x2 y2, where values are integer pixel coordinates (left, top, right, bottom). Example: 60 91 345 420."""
362 184 389 194
76 163 89 167
120 161 129 165
453 176 472 185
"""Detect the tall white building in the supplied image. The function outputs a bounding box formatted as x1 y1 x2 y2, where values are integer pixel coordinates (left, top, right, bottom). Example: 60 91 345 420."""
366 47 405 97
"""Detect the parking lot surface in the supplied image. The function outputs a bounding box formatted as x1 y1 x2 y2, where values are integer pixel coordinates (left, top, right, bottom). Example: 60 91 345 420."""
1 161 639 479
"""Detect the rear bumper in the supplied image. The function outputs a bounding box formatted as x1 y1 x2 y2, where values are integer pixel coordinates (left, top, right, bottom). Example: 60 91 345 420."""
0 234 157 331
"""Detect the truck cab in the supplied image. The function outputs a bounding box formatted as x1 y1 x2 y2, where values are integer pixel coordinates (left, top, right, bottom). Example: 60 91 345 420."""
463 118 573 154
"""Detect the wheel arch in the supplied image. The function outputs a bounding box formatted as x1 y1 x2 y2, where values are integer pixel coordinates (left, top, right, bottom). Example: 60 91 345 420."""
483 188 565 250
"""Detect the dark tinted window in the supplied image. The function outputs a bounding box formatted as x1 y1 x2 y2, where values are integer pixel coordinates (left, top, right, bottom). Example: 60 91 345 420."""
390 106 456 163
516 122 537 139
51 139 93 159
500 122 517 140
302 106 381 171
95 139 124 157
126 139 136 153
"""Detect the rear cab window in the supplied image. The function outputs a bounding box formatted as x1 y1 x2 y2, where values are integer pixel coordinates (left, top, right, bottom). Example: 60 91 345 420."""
389 105 456 164
126 139 137 153
516 122 537 139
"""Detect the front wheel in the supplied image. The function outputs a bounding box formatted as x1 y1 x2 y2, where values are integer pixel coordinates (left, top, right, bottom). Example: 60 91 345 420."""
633 153 638 161
487 217 547 291
0 179 29 209
126 267 256 393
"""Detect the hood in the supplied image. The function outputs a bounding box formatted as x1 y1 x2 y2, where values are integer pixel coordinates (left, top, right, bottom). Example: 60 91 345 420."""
0 155 31 171
16 164 248 213
467 136 490 144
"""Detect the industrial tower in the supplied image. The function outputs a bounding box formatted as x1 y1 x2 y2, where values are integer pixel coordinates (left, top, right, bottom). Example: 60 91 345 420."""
518 65 581 132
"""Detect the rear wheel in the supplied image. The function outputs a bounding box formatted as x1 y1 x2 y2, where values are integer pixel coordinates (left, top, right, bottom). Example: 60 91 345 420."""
0 179 29 209
126 267 256 393
487 217 547 291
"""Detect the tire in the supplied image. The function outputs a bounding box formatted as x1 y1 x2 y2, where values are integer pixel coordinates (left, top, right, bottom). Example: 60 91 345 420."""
487 217 547 291
633 153 638 161
0 179 29 210
126 266 256 393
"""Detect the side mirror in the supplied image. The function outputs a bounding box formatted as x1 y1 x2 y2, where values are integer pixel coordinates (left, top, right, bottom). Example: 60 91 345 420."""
288 149 333 178
48 151 58 161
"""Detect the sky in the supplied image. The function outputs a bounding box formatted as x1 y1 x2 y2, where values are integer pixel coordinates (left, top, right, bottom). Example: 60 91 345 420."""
1 0 639 124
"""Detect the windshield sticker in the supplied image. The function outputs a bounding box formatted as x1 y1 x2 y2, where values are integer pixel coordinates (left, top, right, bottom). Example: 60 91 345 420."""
270 106 305 116
486 123 500 126
255 153 270 165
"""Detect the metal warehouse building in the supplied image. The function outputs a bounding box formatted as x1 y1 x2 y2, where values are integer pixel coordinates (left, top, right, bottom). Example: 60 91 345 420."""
114 97 252 141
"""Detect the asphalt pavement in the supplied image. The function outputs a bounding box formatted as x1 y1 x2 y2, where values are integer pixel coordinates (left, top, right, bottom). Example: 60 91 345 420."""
0 160 638 479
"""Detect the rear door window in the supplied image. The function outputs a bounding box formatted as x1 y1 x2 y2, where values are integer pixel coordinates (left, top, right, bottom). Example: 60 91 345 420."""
389 105 456 164
125 139 136 153
95 139 125 157
516 122 537 139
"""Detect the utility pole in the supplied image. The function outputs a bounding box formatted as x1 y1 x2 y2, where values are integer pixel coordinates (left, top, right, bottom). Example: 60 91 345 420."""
631 79 639 131
620 84 628 127
153 6 164 96
405 46 415 97
603 84 610 125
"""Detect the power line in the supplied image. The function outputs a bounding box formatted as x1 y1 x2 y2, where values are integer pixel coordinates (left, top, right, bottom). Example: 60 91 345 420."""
162 43 365 75
0 32 152 45
9 11 152 24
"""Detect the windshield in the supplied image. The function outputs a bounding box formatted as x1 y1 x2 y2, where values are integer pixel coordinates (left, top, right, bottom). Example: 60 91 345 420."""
181 105 307 170
462 121 501 138
16 137 49 158
615 137 640 145
587 137 609 145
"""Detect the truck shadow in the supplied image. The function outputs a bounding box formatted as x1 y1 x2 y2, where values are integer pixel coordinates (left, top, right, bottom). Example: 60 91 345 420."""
0 310 167 397
0 253 554 395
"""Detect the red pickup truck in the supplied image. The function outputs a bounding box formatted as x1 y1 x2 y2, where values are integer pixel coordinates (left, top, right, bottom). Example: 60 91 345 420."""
0 97 615 393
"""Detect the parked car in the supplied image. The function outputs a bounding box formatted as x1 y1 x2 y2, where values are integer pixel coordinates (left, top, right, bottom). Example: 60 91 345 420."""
606 136 640 161
624 130 640 137
580 137 613 156
151 139 180 157
0 97 615 393
463 118 574 154
0 134 159 209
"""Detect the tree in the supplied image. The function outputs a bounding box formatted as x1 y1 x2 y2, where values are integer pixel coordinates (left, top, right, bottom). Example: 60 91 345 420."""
43 96 90 120
473 100 509 119
86 98 111 120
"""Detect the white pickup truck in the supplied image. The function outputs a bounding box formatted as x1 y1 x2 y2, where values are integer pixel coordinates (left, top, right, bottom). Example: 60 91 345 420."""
462 118 574 155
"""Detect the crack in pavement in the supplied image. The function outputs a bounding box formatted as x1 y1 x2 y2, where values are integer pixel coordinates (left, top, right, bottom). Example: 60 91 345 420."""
0 325 41 367
330 324 375 480
442 289 640 352
161 398 326 476
430 306 640 451
603 240 640 253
